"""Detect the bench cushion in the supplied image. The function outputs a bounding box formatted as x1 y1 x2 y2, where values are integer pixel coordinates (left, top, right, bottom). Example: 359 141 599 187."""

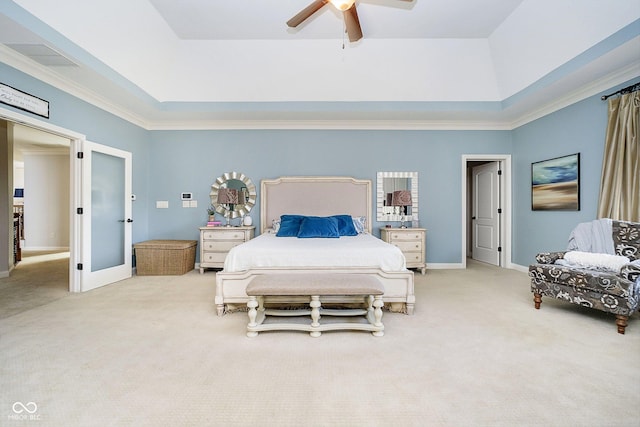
246 274 384 296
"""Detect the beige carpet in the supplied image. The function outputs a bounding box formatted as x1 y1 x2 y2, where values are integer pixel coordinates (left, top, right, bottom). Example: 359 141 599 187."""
1 260 638 427
0 250 69 319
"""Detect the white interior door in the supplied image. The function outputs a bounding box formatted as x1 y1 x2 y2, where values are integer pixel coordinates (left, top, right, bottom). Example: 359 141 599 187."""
472 162 501 266
80 141 132 291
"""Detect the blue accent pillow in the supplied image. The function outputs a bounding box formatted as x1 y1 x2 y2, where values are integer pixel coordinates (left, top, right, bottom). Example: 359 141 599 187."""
331 214 358 236
276 215 305 237
297 216 340 238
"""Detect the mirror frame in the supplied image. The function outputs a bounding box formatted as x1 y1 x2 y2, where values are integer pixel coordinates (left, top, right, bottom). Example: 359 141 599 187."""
210 171 257 219
376 171 418 222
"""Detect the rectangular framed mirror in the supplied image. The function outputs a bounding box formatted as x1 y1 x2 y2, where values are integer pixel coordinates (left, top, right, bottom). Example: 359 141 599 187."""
376 172 418 223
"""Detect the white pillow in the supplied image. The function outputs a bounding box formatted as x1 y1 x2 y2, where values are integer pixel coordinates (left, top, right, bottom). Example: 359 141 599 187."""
352 216 366 234
559 251 630 272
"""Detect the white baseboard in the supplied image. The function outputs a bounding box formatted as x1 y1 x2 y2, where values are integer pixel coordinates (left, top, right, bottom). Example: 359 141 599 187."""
509 263 530 273
0 270 9 278
427 263 465 269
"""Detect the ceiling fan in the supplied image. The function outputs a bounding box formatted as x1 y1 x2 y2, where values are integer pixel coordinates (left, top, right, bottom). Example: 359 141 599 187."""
286 0 412 43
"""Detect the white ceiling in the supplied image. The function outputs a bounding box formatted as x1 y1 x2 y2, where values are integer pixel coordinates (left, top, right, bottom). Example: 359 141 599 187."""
11 123 69 163
0 0 639 130
147 0 523 40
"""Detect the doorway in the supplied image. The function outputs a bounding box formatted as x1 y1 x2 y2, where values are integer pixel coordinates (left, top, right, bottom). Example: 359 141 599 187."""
10 123 71 298
461 155 512 269
3 118 73 292
2 107 134 292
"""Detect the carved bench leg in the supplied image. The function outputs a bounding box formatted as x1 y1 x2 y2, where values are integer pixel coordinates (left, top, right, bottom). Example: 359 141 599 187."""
247 296 259 338
372 295 384 337
533 293 542 309
615 315 628 334
310 296 322 338
366 295 373 312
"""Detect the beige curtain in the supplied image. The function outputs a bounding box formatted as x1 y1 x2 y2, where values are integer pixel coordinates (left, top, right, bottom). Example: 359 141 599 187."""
597 91 640 222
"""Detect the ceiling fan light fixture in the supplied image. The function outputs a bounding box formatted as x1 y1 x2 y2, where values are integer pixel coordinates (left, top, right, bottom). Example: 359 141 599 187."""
329 0 356 11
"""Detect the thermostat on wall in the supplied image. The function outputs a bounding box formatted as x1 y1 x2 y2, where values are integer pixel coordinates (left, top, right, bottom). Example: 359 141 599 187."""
181 192 193 200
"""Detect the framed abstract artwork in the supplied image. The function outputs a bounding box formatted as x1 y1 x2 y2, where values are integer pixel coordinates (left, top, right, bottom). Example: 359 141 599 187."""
531 153 580 211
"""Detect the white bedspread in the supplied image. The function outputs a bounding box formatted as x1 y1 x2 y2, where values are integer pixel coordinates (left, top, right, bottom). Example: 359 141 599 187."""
223 233 407 272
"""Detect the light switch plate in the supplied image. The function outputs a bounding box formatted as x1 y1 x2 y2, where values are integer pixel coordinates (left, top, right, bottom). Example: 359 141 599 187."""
156 201 169 209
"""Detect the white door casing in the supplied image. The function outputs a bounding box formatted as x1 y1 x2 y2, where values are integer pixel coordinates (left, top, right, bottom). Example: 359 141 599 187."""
2 107 133 291
460 154 511 270
472 162 500 266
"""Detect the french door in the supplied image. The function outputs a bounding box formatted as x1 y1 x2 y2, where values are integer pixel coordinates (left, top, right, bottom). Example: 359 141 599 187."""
80 141 132 291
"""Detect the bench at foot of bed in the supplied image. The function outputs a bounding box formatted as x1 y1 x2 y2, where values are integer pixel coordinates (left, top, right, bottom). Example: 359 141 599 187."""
245 273 385 337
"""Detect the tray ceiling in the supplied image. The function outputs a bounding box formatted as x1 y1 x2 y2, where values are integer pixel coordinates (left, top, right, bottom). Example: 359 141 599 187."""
0 0 639 129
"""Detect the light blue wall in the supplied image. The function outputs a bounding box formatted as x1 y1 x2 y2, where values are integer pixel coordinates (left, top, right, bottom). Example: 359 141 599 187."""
148 130 512 263
511 78 638 266
3 60 636 266
1 62 151 243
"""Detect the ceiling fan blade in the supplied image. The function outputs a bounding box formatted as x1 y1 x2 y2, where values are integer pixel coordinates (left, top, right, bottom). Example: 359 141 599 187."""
287 0 329 28
343 5 363 42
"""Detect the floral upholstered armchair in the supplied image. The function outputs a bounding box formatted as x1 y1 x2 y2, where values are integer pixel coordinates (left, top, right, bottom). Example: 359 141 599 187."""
528 219 640 334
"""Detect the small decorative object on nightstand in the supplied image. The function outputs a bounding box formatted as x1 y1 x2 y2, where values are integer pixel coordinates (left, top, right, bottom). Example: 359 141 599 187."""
391 190 412 228
380 227 426 275
217 188 238 227
199 226 255 273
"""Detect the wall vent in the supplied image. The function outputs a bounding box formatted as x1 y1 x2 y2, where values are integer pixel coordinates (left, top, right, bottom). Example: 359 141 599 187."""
6 43 78 67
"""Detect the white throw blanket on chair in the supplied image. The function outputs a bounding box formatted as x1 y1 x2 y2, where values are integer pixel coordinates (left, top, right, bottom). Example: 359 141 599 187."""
559 251 630 272
567 218 614 254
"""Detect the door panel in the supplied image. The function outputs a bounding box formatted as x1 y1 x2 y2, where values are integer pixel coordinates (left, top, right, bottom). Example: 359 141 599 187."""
472 162 500 266
81 141 132 291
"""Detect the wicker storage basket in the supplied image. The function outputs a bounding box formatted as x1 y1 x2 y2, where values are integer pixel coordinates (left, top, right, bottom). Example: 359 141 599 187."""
134 240 197 275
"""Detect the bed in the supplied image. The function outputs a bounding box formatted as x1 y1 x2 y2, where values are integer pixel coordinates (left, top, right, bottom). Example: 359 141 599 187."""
214 176 415 315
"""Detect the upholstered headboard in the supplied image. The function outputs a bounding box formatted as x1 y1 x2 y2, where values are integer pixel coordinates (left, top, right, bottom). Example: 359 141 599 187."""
260 176 372 233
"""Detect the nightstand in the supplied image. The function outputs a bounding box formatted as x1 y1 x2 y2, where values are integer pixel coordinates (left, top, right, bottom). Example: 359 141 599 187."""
199 226 255 273
380 228 426 275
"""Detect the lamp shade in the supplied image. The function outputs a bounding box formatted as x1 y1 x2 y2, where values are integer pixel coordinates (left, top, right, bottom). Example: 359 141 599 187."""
391 190 412 207
217 188 238 204
14 188 24 198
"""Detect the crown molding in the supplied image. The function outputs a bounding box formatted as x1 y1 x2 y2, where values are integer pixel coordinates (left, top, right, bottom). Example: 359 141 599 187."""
0 45 150 129
146 119 513 131
508 62 640 129
3 43 638 132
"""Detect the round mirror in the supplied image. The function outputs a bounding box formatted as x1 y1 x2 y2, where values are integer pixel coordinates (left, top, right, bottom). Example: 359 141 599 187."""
210 172 256 219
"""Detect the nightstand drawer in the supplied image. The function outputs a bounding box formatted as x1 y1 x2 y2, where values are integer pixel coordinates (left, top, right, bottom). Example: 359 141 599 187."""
203 241 243 252
404 252 423 263
390 231 423 241
393 241 423 252
203 230 247 241
203 252 228 263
